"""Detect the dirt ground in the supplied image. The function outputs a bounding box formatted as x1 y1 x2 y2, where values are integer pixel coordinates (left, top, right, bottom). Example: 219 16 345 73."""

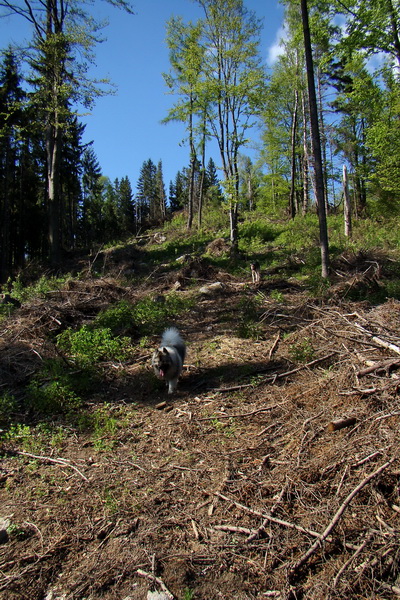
1 246 400 600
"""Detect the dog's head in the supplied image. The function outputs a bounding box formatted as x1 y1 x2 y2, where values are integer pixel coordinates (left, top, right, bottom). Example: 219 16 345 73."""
152 348 171 378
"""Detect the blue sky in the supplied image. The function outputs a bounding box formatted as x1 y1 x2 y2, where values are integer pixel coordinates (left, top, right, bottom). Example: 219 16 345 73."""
0 0 284 191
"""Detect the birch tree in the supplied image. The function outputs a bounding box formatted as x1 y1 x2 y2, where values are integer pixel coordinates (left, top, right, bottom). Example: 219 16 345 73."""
196 0 266 253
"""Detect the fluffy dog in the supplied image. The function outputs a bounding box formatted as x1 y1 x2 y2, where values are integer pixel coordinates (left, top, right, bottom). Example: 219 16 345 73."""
250 261 261 284
152 327 186 394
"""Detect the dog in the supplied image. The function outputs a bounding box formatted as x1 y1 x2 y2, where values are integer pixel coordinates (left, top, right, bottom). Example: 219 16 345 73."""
250 261 261 284
152 327 186 394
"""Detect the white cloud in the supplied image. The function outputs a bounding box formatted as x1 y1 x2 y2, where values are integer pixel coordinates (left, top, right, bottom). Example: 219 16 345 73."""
266 23 289 66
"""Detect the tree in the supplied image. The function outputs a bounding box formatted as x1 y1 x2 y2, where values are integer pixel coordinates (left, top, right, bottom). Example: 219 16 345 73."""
79 146 103 247
300 0 329 277
169 170 187 212
136 159 157 229
196 0 266 253
0 0 134 265
337 0 400 68
155 161 167 223
164 18 206 230
118 176 135 236
0 49 24 282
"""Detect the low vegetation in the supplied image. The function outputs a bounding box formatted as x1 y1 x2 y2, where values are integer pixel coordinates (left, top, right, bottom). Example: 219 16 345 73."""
1 211 400 600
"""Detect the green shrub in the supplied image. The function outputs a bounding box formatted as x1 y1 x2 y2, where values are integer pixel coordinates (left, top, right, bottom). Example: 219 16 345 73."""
57 325 133 367
27 380 82 415
289 337 315 363
0 393 17 425
95 300 136 333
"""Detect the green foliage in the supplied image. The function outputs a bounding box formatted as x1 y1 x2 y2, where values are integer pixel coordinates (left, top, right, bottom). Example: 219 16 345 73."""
0 393 17 426
238 219 277 253
57 325 133 367
3 424 34 451
270 289 284 302
95 300 136 333
128 294 194 335
289 337 315 363
236 294 264 339
77 405 120 451
9 273 72 303
27 380 82 415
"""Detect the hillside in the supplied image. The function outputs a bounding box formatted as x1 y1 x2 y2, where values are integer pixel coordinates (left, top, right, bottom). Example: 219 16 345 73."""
1 223 400 600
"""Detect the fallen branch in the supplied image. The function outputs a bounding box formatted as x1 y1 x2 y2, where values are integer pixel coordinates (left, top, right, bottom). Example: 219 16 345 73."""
354 323 400 356
214 524 257 536
136 568 174 599
15 451 88 482
213 492 339 544
260 352 338 385
197 403 286 421
268 333 280 359
327 417 357 432
290 458 395 578
357 358 400 377
209 353 338 393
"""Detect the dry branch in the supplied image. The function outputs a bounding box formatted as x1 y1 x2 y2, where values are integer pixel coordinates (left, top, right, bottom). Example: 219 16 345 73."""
290 458 395 578
16 451 88 481
356 358 400 377
136 569 175 599
327 417 357 432
354 323 400 355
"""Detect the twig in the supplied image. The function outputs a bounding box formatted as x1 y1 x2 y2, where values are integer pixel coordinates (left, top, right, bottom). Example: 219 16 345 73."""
290 458 395 577
379 582 400 596
16 450 88 482
332 533 372 587
357 358 400 377
209 353 338 393
136 568 174 599
214 524 256 536
268 333 280 359
354 323 400 355
260 352 338 384
197 402 287 421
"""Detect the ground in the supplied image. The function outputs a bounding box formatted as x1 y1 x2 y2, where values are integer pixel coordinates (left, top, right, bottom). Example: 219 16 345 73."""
1 241 400 600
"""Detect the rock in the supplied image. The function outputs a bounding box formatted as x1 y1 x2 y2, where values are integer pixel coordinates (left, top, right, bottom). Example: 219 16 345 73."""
198 282 225 296
176 253 191 264
147 592 171 600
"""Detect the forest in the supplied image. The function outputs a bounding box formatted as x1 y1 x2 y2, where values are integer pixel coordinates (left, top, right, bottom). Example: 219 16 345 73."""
0 0 399 285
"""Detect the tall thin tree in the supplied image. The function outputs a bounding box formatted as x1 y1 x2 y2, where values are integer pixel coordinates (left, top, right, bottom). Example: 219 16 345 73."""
300 0 329 277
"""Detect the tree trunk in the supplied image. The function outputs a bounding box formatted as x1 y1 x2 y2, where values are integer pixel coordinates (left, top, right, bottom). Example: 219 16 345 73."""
301 0 329 278
187 94 195 230
343 164 352 238
301 91 310 215
289 89 299 219
46 120 62 266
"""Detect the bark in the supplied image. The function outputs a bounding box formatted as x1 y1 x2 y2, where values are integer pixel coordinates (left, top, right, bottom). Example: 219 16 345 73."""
301 91 310 215
301 0 330 278
343 164 352 238
289 89 299 219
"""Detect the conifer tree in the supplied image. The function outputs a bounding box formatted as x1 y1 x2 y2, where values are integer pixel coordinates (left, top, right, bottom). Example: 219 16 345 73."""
136 159 157 228
0 0 134 266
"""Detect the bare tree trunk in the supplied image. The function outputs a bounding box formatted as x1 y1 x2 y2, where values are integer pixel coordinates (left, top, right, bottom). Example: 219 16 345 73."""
289 89 298 219
301 0 329 278
343 164 352 238
187 94 195 230
46 120 62 265
301 91 310 215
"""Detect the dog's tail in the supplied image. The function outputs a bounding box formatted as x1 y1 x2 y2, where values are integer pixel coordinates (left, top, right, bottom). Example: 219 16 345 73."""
161 327 186 363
